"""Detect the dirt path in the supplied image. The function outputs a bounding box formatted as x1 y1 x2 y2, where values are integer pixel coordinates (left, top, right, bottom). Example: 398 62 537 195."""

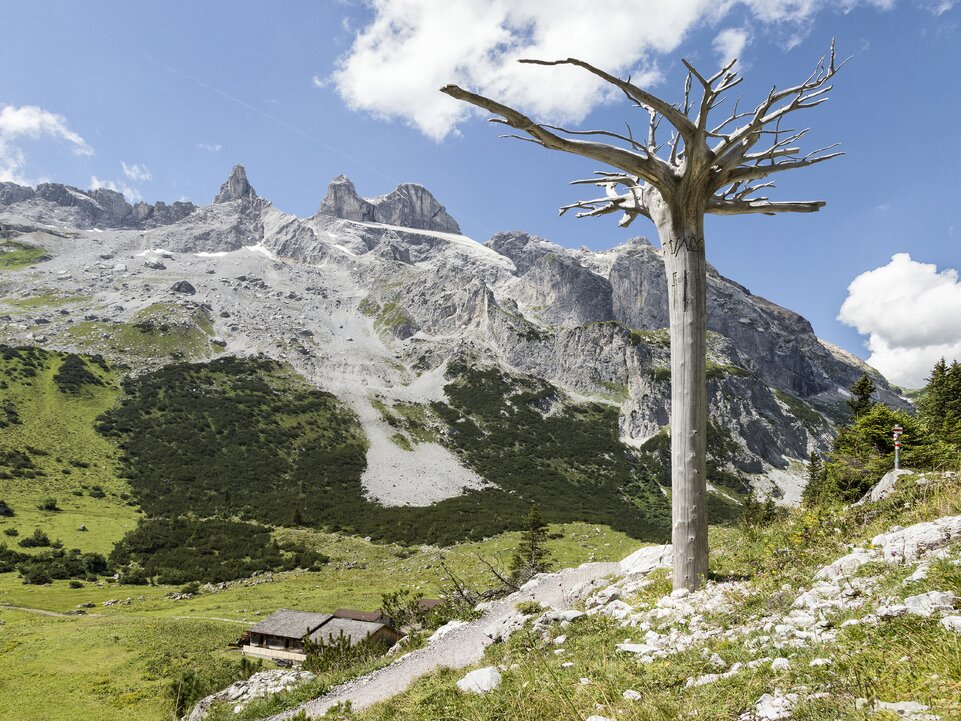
266 560 620 720
0 603 104 618
0 604 251 626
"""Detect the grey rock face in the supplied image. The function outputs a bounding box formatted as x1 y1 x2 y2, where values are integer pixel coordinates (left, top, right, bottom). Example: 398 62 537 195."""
0 182 36 206
213 164 257 204
318 175 461 234
0 181 195 230
512 251 614 326
486 231 566 275
319 176 376 223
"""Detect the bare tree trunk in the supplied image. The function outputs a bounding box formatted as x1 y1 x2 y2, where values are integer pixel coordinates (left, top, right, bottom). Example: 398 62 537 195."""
658 206 709 591
442 46 842 591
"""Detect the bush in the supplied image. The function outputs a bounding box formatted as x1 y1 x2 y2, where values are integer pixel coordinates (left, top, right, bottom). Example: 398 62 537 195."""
68 580 84 588
740 495 786 526
3 528 18 537
381 589 426 628
302 632 390 675
16 548 108 584
180 581 201 595
53 353 105 394
111 517 327 584
18 528 51 548
0 499 13 517
38 498 59 512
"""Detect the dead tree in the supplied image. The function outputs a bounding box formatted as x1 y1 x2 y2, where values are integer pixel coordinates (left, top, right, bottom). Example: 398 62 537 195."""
442 45 844 591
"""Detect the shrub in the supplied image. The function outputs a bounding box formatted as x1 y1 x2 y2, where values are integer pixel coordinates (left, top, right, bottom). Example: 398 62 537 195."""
38 498 59 512
0 499 13 517
18 528 51 548
302 632 390 675
16 549 107 584
515 600 545 615
53 353 105 394
3 528 18 537
111 517 326 584
381 589 426 628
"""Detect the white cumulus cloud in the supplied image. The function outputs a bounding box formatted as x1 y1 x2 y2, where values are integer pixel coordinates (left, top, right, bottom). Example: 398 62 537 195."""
838 253 961 388
195 142 222 153
0 104 93 183
713 27 751 64
329 0 900 140
90 175 143 202
121 161 152 182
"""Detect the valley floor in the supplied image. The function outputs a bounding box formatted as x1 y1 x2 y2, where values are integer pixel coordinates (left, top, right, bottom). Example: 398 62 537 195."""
0 523 637 721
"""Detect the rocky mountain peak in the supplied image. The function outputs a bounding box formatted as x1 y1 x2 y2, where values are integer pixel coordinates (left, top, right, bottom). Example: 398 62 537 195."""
213 164 257 204
486 231 566 276
318 175 461 234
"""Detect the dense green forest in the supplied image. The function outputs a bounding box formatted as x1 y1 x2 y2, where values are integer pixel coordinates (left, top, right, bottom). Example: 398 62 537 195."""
101 356 673 556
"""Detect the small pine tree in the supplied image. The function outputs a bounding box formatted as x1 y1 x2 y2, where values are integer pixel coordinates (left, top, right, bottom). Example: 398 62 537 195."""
509 504 552 585
918 357 948 430
801 451 827 505
847 374 877 420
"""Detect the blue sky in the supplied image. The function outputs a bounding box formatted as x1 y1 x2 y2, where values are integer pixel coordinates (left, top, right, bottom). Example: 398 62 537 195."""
1 1 959 386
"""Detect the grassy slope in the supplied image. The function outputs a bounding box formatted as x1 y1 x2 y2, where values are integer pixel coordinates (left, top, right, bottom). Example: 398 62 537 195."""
0 348 139 555
0 522 637 721
353 472 961 721
0 237 51 271
67 302 218 361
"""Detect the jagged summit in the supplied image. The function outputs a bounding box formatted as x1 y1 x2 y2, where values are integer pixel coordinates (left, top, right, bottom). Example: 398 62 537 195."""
318 175 461 234
0 180 196 229
213 164 257 204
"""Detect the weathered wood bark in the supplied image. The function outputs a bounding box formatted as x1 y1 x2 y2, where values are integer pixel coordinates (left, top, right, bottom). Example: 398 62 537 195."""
657 204 709 588
441 46 842 591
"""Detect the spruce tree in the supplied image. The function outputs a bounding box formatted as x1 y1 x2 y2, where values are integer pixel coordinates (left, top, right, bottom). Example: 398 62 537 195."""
510 504 552 585
918 357 948 431
801 451 826 505
848 374 877 420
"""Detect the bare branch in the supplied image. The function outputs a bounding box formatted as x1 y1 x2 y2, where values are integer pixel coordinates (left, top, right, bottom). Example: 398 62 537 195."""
707 198 827 215
518 57 698 142
723 150 844 184
539 123 649 153
559 181 652 227
473 553 519 592
711 41 846 176
440 83 670 187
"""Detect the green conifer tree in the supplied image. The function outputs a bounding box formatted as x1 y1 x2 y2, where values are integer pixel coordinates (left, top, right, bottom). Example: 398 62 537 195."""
918 357 948 431
509 504 552 585
848 374 877 420
802 451 826 505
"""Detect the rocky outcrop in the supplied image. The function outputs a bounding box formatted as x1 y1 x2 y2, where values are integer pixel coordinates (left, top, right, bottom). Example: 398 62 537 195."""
318 175 461 234
213 164 258 204
487 231 567 276
511 251 614 326
187 670 315 721
0 181 196 229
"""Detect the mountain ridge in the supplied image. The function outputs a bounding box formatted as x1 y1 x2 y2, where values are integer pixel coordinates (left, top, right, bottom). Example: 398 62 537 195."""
0 165 905 506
